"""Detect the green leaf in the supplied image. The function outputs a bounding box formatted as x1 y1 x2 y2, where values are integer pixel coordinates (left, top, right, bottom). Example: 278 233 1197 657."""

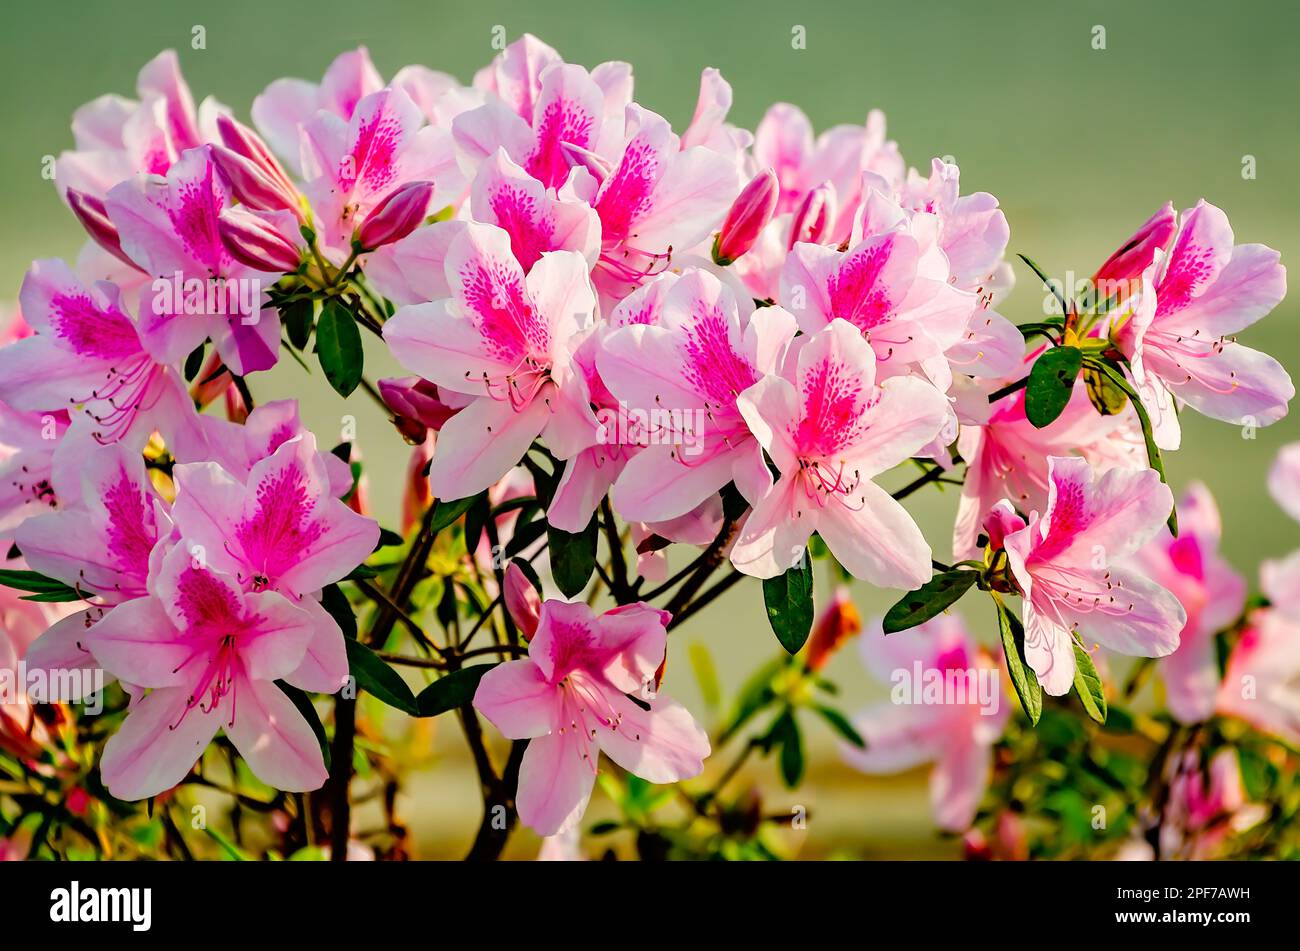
416 664 497 717
994 594 1042 725
1072 641 1108 724
812 704 865 748
342 564 379 581
428 492 484 535
1025 346 1083 428
315 300 363 397
282 298 315 350
0 569 80 601
183 343 206 381
462 493 491 553
548 516 598 598
345 638 418 715
319 583 357 640
882 569 978 634
277 682 331 769
1083 364 1128 416
762 558 814 653
767 710 805 788
504 516 547 557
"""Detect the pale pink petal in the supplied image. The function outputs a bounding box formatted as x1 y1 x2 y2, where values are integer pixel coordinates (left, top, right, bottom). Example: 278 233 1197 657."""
473 659 560 738
598 691 710 783
100 686 220 800
516 728 598 837
225 673 328 792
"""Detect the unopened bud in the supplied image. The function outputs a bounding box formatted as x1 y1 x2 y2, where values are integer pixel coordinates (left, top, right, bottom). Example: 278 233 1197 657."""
213 116 302 219
66 188 141 271
713 168 778 265
1091 202 1176 304
217 207 302 273
378 376 460 442
788 182 836 249
504 561 542 640
356 181 434 251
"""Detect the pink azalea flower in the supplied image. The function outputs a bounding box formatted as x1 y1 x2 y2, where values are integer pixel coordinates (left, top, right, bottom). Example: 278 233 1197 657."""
1000 457 1187 696
55 50 221 200
14 439 164 604
596 268 797 523
1132 484 1245 723
105 148 283 374
893 159 1012 295
1113 200 1291 434
0 259 204 451
730 319 950 586
588 104 740 302
252 47 385 169
473 599 709 836
455 57 617 191
953 369 1144 559
169 433 379 692
0 402 69 533
680 67 750 158
780 224 978 392
87 545 329 800
0 544 68 760
1217 607 1300 746
383 222 599 499
188 398 353 496
754 103 902 240
468 149 601 270
1267 441 1300 522
299 88 464 259
842 614 1009 831
1160 748 1263 859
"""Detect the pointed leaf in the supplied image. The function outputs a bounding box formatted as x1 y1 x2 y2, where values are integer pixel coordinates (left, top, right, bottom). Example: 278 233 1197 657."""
1025 346 1083 428
316 300 363 397
416 664 497 718
994 594 1042 725
1072 641 1108 724
345 638 418 715
883 569 978 634
763 558 814 653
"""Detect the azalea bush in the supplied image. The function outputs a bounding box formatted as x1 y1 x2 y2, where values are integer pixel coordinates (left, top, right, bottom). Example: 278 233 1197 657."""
0 35 1297 862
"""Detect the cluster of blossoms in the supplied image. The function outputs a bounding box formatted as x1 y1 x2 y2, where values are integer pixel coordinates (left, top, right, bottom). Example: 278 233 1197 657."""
0 35 1295 859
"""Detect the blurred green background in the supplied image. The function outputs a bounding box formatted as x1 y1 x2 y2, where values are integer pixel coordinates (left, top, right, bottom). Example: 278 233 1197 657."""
2 0 1296 857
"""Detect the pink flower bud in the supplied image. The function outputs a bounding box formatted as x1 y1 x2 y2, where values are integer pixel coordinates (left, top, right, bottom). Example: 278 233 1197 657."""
504 561 542 640
217 206 302 273
1091 202 1176 301
378 376 461 442
66 188 141 271
356 181 434 251
713 168 778 265
788 182 837 249
213 116 302 219
982 500 1026 552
